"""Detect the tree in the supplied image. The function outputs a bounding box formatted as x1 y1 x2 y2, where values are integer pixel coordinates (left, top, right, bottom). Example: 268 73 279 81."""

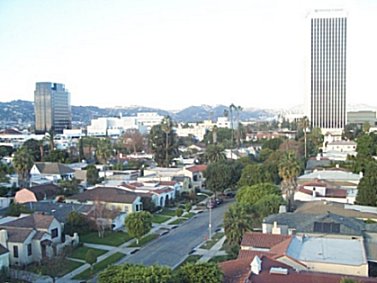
125 211 152 244
356 161 377 206
204 162 232 197
253 194 285 224
236 183 280 205
299 116 309 158
121 129 144 154
161 116 174 167
238 164 265 187
96 138 113 164
44 149 69 163
12 146 34 187
224 203 253 247
86 165 99 186
278 151 301 211
58 178 80 196
356 133 375 159
176 208 183 217
23 139 44 162
92 201 119 238
64 211 92 235
177 262 223 283
85 249 97 270
263 138 283 151
99 264 173 283
6 203 31 217
149 123 178 167
141 196 156 213
204 144 226 164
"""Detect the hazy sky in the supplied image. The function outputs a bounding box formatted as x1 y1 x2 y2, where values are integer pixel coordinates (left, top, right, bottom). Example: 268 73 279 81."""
0 0 376 110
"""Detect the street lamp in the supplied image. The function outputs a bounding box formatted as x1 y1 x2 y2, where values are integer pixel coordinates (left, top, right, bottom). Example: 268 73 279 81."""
197 192 212 240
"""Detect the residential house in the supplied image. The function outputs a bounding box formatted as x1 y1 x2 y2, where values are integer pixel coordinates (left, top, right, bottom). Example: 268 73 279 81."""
30 162 75 184
0 245 9 270
220 232 370 281
66 187 142 214
182 165 207 191
15 184 63 204
0 213 77 266
121 181 176 207
220 254 377 283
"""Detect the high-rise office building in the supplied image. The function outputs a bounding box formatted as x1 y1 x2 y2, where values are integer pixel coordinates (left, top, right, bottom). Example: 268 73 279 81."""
34 82 72 134
309 10 347 133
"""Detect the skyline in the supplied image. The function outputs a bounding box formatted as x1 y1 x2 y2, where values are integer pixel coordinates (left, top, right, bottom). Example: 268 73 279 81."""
1 0 377 110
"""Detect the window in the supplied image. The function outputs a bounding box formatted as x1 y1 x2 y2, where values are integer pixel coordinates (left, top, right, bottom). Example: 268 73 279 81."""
13 246 18 258
28 244 32 256
51 228 58 239
313 222 340 233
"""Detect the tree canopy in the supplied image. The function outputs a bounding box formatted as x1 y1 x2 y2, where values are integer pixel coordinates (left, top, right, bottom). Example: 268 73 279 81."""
177 262 223 283
236 183 280 206
125 211 152 244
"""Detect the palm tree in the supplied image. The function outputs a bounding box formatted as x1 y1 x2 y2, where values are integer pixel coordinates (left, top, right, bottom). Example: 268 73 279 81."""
236 106 243 148
300 116 309 159
212 125 218 144
278 151 301 211
95 138 112 164
13 146 34 188
204 144 226 164
161 116 173 167
224 203 253 247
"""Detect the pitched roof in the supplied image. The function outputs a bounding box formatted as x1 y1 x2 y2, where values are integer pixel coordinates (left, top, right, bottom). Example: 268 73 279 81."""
0 244 8 255
219 258 251 283
69 187 138 204
185 164 207 172
241 232 290 249
159 181 177 186
3 227 34 243
29 184 63 200
1 214 55 230
22 202 93 223
34 162 74 175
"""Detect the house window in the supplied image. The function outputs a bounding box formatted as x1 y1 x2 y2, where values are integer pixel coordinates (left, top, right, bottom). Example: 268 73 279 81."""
313 222 340 233
28 244 32 256
51 228 58 239
13 246 18 258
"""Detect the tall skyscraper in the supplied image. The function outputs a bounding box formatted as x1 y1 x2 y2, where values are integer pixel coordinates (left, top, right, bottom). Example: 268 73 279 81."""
309 10 347 133
34 82 72 134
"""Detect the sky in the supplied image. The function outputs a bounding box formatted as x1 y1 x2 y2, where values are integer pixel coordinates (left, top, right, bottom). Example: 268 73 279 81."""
0 0 376 111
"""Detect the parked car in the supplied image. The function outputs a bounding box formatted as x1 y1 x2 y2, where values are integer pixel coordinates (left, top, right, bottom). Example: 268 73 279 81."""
207 199 217 209
215 198 223 205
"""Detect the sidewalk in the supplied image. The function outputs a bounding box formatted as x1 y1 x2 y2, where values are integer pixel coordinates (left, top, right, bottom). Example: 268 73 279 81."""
196 235 227 262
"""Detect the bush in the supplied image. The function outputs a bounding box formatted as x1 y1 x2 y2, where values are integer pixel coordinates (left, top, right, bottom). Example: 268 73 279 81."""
185 202 192 213
176 208 183 217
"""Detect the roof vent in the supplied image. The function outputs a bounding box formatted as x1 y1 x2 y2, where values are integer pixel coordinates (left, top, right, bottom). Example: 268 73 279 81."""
269 267 288 275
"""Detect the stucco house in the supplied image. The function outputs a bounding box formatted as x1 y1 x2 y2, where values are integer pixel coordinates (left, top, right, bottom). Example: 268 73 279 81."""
0 213 77 266
182 165 207 191
30 162 75 184
66 187 142 213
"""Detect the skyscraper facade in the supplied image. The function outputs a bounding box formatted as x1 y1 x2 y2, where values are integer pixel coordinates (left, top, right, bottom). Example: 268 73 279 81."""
309 10 347 132
34 82 72 134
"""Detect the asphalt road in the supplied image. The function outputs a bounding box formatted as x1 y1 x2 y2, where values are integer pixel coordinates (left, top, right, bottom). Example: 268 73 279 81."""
119 199 233 268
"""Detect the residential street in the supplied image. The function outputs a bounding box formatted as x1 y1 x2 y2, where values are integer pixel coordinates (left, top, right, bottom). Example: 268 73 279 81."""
118 199 233 268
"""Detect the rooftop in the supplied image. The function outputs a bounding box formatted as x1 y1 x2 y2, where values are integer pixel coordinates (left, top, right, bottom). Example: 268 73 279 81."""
287 236 367 266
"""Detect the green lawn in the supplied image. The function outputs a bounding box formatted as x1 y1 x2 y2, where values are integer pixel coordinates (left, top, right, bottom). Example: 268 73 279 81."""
69 246 107 261
169 218 186 225
80 231 133 246
209 254 232 263
128 233 159 247
73 252 125 280
160 208 177 217
183 212 196 219
200 232 225 250
26 258 83 277
152 214 171 223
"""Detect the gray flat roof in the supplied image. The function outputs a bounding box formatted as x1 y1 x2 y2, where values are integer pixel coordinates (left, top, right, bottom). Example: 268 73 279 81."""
287 236 367 266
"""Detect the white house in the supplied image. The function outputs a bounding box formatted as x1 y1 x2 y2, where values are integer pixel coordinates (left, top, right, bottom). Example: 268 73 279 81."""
30 162 75 184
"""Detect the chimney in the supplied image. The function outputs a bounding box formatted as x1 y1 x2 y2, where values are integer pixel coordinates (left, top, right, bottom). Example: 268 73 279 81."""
279 205 287 214
336 164 339 168
312 187 316 198
360 171 364 178
251 256 262 275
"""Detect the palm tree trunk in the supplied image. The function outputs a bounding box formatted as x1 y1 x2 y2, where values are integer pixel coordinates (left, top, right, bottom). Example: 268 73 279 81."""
165 132 169 167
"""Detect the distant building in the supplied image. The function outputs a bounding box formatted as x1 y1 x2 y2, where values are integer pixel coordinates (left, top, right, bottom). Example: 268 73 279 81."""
34 82 72 134
308 10 347 134
347 111 377 125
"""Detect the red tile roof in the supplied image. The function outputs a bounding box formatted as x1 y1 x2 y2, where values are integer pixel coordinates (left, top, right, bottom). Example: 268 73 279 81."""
241 232 291 249
219 258 251 283
185 164 207 172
